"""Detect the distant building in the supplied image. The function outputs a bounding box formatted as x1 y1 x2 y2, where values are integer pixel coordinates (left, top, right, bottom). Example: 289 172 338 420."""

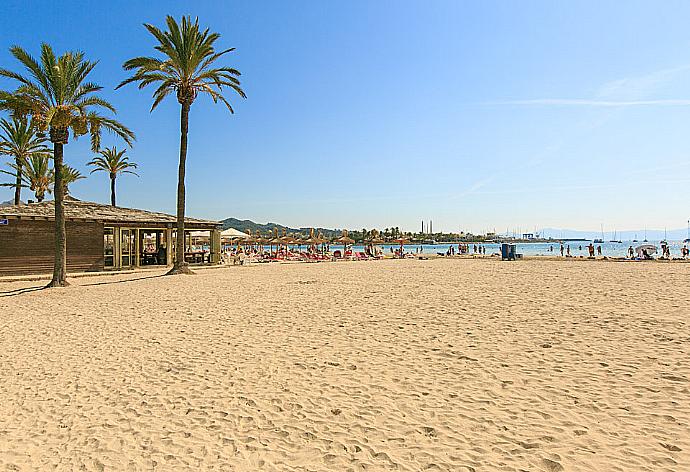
522 233 535 240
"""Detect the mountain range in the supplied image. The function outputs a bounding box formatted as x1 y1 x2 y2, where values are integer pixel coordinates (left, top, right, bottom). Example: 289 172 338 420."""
220 217 343 238
221 218 690 241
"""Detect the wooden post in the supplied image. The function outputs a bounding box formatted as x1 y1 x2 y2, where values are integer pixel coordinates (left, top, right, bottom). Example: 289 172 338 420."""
134 228 141 267
211 229 221 263
113 227 121 269
166 228 173 266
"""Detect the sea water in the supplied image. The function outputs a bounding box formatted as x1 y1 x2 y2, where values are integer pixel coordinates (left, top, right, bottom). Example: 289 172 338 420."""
325 241 688 258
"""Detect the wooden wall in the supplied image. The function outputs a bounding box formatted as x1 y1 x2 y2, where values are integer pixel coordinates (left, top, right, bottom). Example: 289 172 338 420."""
0 219 104 276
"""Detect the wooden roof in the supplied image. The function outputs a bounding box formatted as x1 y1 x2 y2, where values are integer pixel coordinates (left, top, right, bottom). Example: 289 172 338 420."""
0 197 220 228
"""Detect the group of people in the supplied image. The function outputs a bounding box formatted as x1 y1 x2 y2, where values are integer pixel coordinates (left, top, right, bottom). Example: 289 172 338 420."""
426 243 488 257
364 243 383 257
141 243 167 265
549 242 690 260
553 243 603 257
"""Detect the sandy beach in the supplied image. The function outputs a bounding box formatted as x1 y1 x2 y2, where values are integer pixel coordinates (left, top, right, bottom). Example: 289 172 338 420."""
0 258 688 471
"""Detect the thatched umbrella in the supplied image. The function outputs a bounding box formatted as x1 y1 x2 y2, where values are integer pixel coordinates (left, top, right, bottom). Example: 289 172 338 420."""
279 228 297 253
269 227 281 256
317 230 328 254
334 230 355 256
302 228 325 253
254 230 268 252
239 229 258 252
302 228 317 244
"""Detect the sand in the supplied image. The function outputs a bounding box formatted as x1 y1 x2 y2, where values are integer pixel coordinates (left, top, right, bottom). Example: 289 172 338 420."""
0 258 688 471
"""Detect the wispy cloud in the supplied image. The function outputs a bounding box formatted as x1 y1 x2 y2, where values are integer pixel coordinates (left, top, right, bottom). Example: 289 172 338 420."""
493 98 690 107
595 65 690 100
455 176 494 198
470 177 690 196
493 65 690 107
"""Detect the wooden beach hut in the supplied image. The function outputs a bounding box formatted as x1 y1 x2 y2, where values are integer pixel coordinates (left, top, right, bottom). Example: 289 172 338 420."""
0 197 222 276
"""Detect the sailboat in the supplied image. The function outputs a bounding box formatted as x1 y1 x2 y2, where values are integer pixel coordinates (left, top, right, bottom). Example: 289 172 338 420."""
633 233 638 242
660 227 668 246
593 224 604 244
609 229 622 243
643 227 648 243
684 220 690 244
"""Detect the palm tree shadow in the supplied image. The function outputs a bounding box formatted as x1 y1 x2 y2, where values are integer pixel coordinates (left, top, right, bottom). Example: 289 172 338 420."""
0 286 44 297
0 273 167 296
80 273 166 287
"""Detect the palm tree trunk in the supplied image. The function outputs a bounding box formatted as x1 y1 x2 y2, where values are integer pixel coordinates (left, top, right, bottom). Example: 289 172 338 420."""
47 141 69 287
167 100 193 275
110 174 116 206
14 156 22 205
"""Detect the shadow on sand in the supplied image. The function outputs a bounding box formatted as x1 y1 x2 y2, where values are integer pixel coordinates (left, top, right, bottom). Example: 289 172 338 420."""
0 273 167 297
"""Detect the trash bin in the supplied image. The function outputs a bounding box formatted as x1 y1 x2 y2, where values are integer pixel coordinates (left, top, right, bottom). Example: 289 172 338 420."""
501 243 516 261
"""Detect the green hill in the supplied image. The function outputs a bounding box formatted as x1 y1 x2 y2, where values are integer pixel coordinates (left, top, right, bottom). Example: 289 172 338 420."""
220 217 341 238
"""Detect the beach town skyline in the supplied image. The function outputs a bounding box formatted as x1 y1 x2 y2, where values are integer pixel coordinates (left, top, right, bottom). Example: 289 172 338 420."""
2 0 690 233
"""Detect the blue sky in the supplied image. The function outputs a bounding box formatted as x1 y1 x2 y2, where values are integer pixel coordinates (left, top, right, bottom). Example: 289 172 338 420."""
2 1 690 234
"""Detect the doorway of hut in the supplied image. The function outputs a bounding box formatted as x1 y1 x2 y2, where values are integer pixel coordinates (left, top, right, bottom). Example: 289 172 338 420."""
140 230 169 266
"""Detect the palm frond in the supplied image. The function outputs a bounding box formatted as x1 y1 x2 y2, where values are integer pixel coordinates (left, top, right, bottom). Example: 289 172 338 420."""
0 42 135 152
119 15 246 111
87 146 139 177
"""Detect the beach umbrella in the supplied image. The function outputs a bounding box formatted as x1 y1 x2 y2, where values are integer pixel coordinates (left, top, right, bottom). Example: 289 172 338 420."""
302 228 327 254
254 230 268 252
279 228 296 249
317 230 328 254
334 229 355 245
239 229 257 250
269 227 281 255
334 230 355 255
221 227 250 240
302 228 320 245
393 237 408 257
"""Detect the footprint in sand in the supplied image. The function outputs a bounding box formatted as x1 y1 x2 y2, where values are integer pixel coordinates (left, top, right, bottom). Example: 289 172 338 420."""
543 458 564 471
660 442 682 452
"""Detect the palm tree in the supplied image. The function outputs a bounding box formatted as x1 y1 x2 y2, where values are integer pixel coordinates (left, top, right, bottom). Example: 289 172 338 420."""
62 165 85 195
88 146 138 206
0 154 53 202
117 15 245 275
0 43 134 287
0 117 50 204
2 158 83 200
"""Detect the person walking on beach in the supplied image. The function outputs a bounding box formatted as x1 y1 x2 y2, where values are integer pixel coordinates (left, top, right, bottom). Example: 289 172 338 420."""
628 245 634 258
588 243 595 257
566 245 570 256
597 245 602 256
560 244 564 256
